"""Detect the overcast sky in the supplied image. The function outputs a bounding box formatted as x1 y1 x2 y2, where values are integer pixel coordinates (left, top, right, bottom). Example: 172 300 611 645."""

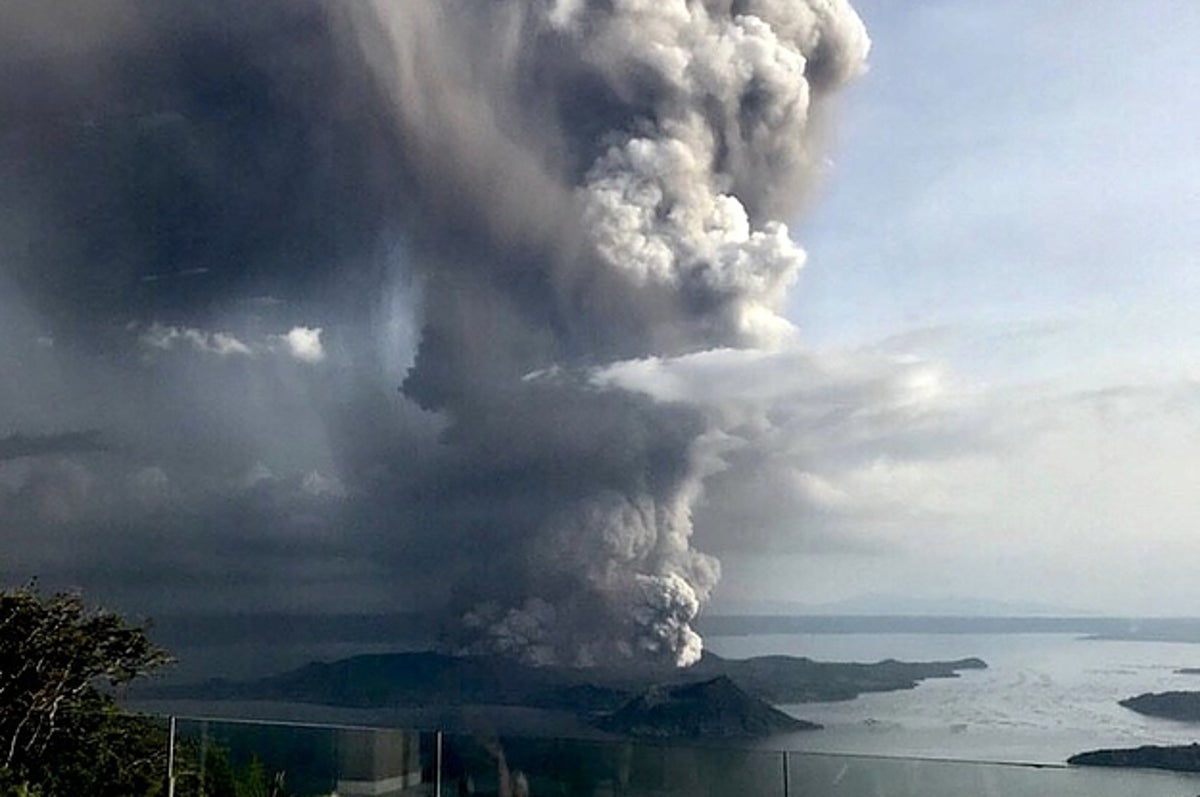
2 1 1199 636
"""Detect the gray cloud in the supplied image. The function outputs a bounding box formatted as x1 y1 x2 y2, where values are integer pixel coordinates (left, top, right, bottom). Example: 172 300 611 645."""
0 1 402 342
0 431 106 462
0 0 872 667
595 345 991 555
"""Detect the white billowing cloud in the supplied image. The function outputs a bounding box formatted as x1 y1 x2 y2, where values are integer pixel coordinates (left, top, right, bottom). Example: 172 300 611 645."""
136 322 327 364
528 0 870 353
596 335 1200 613
139 323 253 357
595 344 963 449
594 344 984 553
278 326 325 364
203 331 254 357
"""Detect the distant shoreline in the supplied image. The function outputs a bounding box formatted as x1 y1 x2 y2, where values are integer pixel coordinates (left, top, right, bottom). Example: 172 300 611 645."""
150 613 1200 684
146 611 1200 649
699 615 1200 643
1070 744 1200 775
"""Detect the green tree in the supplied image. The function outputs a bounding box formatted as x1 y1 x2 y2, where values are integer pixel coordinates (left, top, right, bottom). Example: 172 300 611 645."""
0 584 173 796
172 745 291 797
232 755 291 797
0 585 293 797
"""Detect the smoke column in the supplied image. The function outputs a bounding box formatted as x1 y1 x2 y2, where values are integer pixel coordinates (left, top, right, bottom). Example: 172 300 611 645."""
341 1 870 666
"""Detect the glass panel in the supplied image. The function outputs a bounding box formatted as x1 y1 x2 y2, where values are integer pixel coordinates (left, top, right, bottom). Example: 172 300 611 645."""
172 718 440 796
335 727 438 796
157 716 1200 797
784 750 1200 797
439 732 785 797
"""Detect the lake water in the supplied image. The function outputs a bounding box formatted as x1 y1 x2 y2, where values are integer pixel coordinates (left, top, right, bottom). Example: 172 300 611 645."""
707 631 1200 765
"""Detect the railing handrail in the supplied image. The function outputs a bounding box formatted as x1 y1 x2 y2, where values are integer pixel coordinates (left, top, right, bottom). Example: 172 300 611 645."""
153 711 1082 772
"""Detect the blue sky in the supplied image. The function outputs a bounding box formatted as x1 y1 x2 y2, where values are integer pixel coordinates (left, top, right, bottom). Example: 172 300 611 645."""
792 1 1200 386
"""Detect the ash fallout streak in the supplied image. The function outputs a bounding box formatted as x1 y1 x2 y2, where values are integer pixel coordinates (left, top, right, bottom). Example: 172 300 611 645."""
0 1 868 667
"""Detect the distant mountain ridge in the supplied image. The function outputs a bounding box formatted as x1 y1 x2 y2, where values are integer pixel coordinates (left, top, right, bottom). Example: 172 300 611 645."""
697 614 1200 640
710 592 1091 617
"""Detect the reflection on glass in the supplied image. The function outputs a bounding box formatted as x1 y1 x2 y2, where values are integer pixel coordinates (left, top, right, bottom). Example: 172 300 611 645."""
163 716 1200 797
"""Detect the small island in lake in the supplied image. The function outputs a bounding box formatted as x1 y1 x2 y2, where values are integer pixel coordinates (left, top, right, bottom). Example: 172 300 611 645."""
596 676 820 738
1069 743 1200 774
1119 691 1200 722
1068 690 1200 772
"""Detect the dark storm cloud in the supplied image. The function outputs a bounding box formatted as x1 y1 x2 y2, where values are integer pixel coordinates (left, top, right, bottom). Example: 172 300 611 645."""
0 2 428 643
0 431 106 462
0 0 400 339
1 1 872 667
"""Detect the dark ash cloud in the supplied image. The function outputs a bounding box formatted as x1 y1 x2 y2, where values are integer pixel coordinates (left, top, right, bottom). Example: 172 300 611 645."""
1 0 872 668
0 431 106 462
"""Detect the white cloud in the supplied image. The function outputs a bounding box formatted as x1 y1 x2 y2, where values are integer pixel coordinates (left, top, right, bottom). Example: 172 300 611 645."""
139 323 252 357
596 333 1200 612
278 326 325 364
195 330 253 357
593 343 984 554
136 322 328 364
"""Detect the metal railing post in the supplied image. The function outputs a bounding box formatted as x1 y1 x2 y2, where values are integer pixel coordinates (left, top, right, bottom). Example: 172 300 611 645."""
167 715 177 797
435 730 443 797
782 749 789 797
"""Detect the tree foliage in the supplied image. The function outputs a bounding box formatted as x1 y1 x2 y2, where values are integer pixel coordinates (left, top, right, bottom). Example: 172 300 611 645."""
0 585 295 796
0 584 172 795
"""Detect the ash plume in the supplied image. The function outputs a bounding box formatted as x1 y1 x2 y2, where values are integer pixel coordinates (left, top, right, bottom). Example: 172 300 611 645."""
344 0 870 666
0 0 869 669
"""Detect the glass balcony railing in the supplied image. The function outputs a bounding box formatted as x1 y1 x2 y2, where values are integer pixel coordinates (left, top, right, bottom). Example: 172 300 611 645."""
160 715 1200 797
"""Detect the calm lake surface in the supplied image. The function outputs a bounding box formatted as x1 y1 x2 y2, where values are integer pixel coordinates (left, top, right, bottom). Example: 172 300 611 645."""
708 631 1200 764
